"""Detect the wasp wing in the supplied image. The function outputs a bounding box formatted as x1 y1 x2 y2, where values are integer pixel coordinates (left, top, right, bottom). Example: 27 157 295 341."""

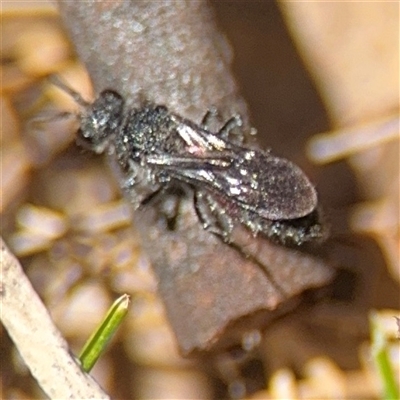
147 148 317 221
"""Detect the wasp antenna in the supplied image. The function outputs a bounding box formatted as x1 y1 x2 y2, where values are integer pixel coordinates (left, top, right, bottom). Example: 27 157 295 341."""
48 74 90 108
29 110 77 126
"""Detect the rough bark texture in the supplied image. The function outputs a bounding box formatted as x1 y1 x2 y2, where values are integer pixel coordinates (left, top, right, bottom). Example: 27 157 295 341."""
57 0 333 355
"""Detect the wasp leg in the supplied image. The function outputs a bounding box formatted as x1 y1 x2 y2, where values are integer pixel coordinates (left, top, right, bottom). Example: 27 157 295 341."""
218 115 244 144
140 184 185 231
194 191 234 242
200 107 219 130
201 109 244 143
112 158 161 211
140 184 168 206
201 108 244 144
121 156 187 231
117 160 141 206
29 110 77 125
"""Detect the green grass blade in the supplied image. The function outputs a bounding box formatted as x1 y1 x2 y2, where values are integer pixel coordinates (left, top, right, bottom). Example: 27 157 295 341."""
370 311 400 400
79 294 130 372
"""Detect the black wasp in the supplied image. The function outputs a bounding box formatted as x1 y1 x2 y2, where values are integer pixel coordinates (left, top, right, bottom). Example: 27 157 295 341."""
52 77 325 245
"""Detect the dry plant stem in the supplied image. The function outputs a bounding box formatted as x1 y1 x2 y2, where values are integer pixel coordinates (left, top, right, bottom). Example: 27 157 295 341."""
57 1 333 355
0 237 109 400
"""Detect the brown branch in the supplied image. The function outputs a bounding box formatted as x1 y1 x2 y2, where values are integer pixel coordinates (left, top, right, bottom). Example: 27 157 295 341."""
56 0 333 355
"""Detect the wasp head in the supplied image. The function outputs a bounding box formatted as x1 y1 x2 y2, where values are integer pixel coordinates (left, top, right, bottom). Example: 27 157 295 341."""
79 90 125 153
